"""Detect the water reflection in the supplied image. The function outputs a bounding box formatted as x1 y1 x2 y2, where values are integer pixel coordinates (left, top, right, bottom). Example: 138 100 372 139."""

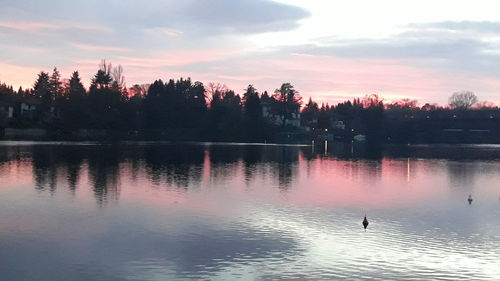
144 144 204 189
0 143 499 203
0 142 500 280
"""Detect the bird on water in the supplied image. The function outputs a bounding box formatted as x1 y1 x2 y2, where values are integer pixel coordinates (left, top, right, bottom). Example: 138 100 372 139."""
362 215 369 230
468 194 473 205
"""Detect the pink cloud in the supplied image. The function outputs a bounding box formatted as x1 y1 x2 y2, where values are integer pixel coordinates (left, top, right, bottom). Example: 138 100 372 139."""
215 74 282 81
7 49 500 107
68 24 111 32
0 21 111 33
106 52 448 105
145 27 184 37
0 21 61 32
115 49 237 68
70 43 131 52
220 53 467 105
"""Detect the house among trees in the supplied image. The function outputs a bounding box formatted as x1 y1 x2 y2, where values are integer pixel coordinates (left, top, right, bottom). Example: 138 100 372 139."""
260 83 302 127
2 61 500 144
261 100 301 127
19 98 41 119
0 101 14 119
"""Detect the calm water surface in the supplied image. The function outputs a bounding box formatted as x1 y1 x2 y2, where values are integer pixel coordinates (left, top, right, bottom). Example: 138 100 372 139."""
0 142 499 280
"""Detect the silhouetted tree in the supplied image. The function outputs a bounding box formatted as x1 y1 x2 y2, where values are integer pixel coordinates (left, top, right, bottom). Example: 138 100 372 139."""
449 91 478 109
273 83 302 126
209 88 242 140
67 71 86 98
129 84 149 97
61 71 87 129
242 85 266 141
389 98 418 109
49 67 64 100
91 60 112 89
185 80 207 126
111 64 126 93
317 103 331 129
143 79 166 129
88 61 124 129
206 82 228 103
242 85 262 122
33 71 51 118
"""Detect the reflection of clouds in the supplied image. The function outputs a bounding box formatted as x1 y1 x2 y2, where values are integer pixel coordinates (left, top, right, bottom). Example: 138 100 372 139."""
111 221 300 276
246 206 500 280
2 143 500 280
445 161 500 195
0 209 301 280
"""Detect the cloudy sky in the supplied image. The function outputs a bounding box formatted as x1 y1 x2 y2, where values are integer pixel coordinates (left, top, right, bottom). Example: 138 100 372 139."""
2 0 500 104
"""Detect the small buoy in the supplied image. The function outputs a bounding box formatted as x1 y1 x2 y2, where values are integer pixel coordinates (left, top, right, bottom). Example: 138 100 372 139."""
362 215 369 230
468 195 473 205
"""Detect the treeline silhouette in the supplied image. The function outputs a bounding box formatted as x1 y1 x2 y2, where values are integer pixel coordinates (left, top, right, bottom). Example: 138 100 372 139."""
1 61 500 143
0 61 302 142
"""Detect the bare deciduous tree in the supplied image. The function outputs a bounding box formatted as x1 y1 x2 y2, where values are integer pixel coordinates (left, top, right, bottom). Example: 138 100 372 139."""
391 98 418 109
449 91 478 109
129 84 150 96
112 64 125 90
206 82 228 102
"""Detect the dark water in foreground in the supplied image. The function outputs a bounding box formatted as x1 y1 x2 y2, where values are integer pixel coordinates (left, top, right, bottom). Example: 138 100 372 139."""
0 142 499 281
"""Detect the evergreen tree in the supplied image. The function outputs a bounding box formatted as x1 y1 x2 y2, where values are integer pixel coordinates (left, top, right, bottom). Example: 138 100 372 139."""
49 67 63 100
243 85 262 122
242 85 266 141
209 89 242 140
301 97 319 128
33 71 50 99
273 83 302 126
91 60 112 89
67 71 86 98
59 71 88 129
34 71 51 117
88 62 124 129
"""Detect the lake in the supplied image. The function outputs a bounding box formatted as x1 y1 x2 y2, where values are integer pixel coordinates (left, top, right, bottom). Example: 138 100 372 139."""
0 141 499 281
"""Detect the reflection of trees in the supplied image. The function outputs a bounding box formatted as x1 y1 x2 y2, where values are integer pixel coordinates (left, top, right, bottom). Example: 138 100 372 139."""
207 145 301 190
143 144 204 189
87 147 120 205
208 145 242 183
2 144 313 204
209 145 242 163
446 162 481 191
0 145 23 175
242 146 263 184
29 145 120 204
265 146 300 190
28 146 85 193
32 146 58 192
0 146 12 165
384 144 500 160
63 147 84 191
304 141 383 161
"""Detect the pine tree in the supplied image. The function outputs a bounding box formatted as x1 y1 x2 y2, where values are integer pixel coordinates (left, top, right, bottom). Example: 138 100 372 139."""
33 71 50 99
67 71 85 98
49 67 63 100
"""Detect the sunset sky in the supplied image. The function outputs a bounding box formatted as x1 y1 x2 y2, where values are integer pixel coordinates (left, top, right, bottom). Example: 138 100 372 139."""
2 0 500 105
